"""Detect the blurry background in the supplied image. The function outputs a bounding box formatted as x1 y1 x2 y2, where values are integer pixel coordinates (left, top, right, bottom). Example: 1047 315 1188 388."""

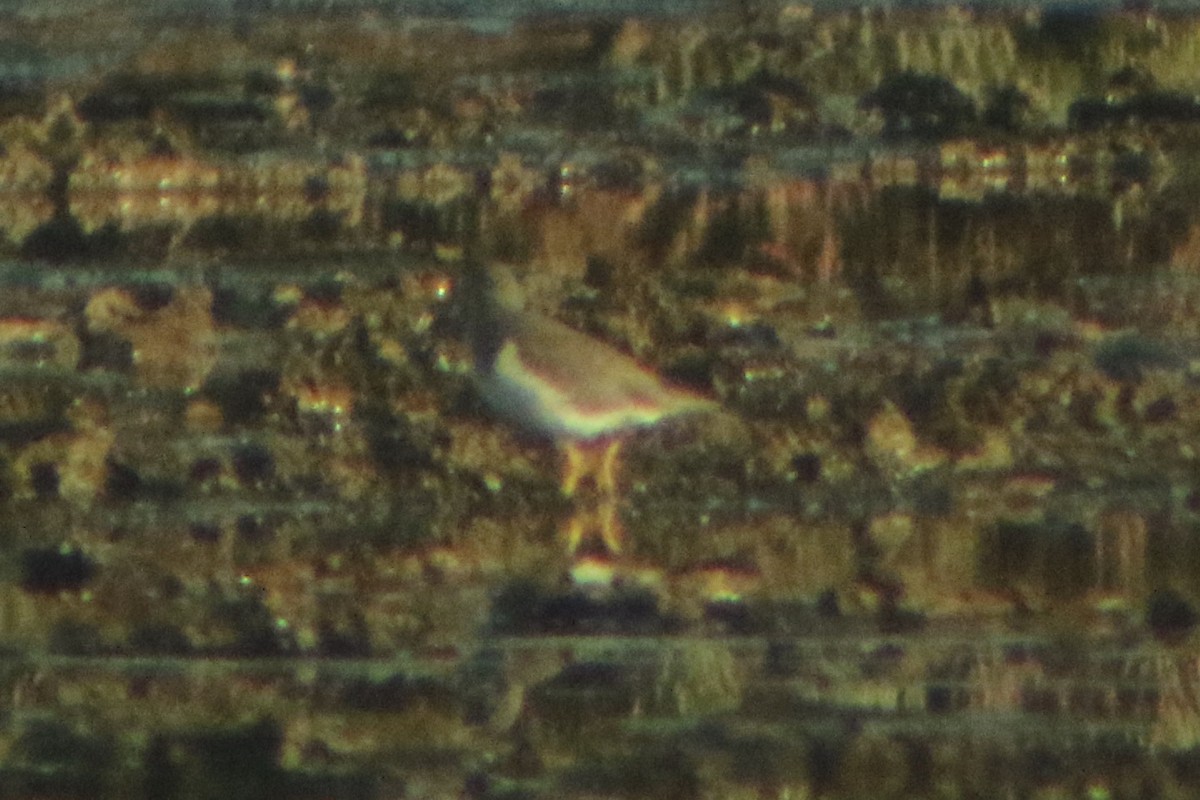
1 1 1200 797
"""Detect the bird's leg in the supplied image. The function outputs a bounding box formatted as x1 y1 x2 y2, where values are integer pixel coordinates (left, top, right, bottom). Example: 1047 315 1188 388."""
597 439 622 495
561 504 623 555
598 498 624 554
558 438 626 554
560 442 587 498
561 440 619 497
561 509 588 554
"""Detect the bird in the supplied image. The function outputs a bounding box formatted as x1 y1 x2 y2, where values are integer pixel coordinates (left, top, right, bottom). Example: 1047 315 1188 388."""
455 259 716 554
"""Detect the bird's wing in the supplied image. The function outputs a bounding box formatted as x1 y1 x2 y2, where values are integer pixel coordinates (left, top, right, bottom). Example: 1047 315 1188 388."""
503 312 711 418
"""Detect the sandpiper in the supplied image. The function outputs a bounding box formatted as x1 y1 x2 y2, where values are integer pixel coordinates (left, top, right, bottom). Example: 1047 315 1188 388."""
457 261 716 553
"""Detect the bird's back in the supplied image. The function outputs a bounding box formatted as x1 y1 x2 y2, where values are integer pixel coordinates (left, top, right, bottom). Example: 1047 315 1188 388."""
455 260 715 440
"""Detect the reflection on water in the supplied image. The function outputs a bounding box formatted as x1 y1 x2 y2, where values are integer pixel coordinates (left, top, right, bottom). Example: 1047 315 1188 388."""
4 1 1200 796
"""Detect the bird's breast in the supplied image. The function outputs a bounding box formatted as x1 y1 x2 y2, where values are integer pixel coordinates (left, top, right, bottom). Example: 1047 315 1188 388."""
479 341 667 440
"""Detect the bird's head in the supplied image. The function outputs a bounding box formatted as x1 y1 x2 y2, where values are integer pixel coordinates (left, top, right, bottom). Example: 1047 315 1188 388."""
445 260 529 373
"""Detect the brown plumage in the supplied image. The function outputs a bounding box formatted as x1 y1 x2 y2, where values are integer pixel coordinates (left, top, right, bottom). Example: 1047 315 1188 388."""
457 259 716 553
462 261 714 441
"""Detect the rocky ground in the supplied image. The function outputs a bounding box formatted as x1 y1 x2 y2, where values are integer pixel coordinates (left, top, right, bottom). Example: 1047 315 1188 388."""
2 2 1200 798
